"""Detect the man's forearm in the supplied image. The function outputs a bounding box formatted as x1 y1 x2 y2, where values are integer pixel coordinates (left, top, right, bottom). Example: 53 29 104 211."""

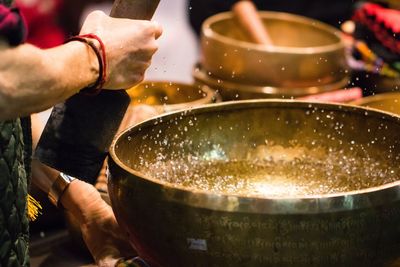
0 40 99 120
31 115 99 219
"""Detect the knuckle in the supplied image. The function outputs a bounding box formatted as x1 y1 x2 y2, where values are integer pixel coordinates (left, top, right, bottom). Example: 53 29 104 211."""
143 25 155 37
136 74 145 83
88 10 105 19
143 61 151 70
152 43 159 53
144 41 159 54
142 21 160 37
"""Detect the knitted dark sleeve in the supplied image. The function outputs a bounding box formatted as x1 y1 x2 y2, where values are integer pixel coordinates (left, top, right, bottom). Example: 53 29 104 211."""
0 4 26 46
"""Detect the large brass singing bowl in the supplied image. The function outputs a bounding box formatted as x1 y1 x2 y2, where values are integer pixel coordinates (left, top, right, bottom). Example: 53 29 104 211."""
201 12 348 88
109 100 400 267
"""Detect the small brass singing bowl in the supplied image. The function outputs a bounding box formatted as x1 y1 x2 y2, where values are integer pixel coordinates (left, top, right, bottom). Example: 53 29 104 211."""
127 81 219 113
109 100 400 267
201 11 349 88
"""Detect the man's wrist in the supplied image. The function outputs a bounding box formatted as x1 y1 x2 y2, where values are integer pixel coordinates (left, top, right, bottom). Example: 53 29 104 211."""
50 41 100 92
67 35 106 94
48 172 76 207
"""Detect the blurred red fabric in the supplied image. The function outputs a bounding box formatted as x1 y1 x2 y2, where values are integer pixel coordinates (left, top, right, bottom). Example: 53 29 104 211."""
15 0 65 48
0 4 26 45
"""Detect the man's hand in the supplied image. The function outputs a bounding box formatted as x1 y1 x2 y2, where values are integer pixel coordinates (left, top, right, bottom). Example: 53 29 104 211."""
61 180 136 266
0 10 162 120
80 11 163 90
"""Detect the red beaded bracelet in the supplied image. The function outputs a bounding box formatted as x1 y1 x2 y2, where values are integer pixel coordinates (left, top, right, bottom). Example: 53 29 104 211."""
67 34 107 95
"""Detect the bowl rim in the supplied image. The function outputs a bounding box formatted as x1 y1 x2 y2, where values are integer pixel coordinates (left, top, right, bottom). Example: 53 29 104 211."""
109 99 400 214
193 64 350 96
202 11 345 55
351 92 400 107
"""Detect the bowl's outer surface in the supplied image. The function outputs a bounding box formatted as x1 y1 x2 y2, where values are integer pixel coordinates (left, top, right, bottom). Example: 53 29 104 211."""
109 100 400 267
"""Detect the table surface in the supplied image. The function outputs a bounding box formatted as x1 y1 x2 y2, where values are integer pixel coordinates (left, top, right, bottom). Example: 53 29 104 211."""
30 228 96 267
